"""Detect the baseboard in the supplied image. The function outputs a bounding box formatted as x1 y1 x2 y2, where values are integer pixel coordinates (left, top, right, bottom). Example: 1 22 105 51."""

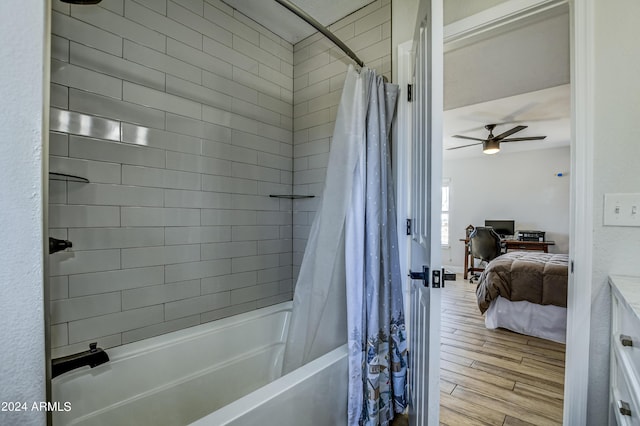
443 265 464 274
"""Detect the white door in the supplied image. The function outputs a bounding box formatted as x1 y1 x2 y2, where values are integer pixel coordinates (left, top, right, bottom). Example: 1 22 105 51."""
407 0 443 425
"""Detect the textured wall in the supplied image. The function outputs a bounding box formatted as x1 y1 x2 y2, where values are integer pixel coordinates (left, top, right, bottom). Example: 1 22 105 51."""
48 0 294 357
587 1 640 424
292 0 391 277
0 0 47 424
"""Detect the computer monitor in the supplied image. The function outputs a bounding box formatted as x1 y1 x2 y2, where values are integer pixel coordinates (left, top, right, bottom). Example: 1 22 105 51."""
484 220 515 237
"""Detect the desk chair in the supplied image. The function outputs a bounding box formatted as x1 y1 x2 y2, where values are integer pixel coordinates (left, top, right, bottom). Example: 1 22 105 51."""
468 227 502 283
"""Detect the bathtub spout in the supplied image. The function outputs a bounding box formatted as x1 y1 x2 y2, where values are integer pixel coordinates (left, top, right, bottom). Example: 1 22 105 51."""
52 343 109 378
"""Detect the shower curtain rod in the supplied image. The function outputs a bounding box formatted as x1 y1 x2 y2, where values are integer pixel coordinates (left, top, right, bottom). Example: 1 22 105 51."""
274 0 365 68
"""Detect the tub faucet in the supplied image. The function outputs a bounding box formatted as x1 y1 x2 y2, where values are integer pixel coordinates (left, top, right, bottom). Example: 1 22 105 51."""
52 343 109 378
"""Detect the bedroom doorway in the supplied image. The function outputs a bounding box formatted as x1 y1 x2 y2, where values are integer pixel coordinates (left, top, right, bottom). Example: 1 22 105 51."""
438 1 570 424
399 2 576 424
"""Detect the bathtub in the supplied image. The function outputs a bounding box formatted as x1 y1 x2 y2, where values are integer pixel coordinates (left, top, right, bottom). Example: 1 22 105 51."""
52 302 348 425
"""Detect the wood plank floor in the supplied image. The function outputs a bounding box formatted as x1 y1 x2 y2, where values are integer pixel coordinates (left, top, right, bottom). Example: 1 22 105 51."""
439 275 565 425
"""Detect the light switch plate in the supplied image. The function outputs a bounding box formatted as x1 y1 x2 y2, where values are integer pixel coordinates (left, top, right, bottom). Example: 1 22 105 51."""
603 193 640 227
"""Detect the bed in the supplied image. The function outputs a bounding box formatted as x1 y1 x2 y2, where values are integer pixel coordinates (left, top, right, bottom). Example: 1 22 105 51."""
475 251 569 343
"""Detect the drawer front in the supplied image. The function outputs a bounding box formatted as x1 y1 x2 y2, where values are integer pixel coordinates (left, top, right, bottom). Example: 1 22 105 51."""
611 350 640 426
615 294 640 384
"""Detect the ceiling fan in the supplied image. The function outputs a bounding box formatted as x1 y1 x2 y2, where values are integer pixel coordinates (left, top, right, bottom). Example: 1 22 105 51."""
448 124 546 154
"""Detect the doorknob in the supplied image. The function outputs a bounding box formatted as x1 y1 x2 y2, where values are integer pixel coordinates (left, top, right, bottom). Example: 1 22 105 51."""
409 266 429 287
442 268 456 288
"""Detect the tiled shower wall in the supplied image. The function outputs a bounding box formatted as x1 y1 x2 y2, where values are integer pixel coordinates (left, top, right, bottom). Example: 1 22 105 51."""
48 0 294 357
292 0 391 276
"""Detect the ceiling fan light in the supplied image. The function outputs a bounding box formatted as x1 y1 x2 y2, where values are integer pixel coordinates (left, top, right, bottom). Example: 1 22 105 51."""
483 140 500 154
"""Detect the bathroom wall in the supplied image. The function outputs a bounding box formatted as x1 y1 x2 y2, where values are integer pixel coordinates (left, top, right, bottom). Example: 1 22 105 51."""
292 0 391 276
49 0 294 357
0 0 47 422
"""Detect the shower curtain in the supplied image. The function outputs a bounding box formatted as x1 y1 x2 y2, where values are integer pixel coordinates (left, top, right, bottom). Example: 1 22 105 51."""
283 65 406 426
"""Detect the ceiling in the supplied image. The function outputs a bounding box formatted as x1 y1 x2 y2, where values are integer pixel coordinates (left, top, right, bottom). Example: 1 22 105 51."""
443 84 570 159
222 0 375 44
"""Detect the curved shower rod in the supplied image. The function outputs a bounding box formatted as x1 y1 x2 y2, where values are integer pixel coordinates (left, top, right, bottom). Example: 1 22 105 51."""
274 0 365 68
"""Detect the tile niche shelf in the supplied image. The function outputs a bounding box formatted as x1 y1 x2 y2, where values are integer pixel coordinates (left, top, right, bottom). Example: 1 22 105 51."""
269 194 315 199
49 172 90 183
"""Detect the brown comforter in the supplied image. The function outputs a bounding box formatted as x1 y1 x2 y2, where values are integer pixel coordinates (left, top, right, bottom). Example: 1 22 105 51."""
475 251 569 314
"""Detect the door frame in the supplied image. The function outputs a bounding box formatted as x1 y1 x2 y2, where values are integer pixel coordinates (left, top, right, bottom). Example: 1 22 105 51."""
396 0 593 423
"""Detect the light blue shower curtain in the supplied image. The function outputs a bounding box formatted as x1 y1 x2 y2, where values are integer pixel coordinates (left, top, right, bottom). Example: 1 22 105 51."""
345 69 406 426
282 66 406 426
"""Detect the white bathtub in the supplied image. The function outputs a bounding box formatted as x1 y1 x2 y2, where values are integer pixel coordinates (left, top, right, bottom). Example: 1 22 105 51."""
52 302 348 426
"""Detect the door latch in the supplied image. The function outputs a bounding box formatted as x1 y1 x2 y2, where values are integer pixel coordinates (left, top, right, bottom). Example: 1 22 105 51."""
432 269 441 288
409 266 429 287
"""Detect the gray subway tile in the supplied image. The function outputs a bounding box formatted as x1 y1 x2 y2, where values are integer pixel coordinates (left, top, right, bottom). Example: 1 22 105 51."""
121 207 200 227
68 227 164 250
123 82 202 120
50 156 121 184
49 204 120 228
49 249 120 276
125 0 202 49
122 280 200 310
51 59 123 99
164 226 230 245
50 108 120 141
69 135 165 168
123 40 201 84
67 182 164 207
68 305 164 344
69 89 166 129
70 42 165 91
121 123 201 155
121 244 201 269
69 265 165 297
71 4 165 52
164 292 231 321
51 292 121 324
52 11 123 57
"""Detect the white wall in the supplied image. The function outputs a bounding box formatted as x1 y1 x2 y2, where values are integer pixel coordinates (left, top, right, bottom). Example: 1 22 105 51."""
587 1 640 424
443 0 510 25
0 0 47 424
391 0 418 81
48 0 294 357
444 10 570 110
442 147 570 270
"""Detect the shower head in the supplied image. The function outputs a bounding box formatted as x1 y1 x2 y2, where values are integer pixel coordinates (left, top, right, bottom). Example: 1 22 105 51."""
60 0 102 4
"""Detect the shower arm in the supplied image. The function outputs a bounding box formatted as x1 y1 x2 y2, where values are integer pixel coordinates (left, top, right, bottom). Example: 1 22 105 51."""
274 0 365 68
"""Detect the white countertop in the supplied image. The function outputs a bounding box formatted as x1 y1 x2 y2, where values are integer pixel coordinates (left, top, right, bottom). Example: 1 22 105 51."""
609 275 640 320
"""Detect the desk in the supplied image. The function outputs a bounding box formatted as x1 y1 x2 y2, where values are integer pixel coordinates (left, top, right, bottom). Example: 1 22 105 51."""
503 240 554 253
460 238 555 279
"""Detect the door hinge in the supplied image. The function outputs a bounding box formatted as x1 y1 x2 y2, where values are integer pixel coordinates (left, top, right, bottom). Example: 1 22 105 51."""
570 260 574 273
407 84 413 102
406 218 412 235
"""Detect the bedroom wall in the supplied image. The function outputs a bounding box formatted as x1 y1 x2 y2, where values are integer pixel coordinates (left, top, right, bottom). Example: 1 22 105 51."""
442 146 570 271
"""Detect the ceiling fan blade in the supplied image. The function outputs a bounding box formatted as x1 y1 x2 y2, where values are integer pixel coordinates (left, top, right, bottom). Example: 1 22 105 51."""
500 136 547 142
493 125 528 141
451 135 486 142
447 142 482 150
